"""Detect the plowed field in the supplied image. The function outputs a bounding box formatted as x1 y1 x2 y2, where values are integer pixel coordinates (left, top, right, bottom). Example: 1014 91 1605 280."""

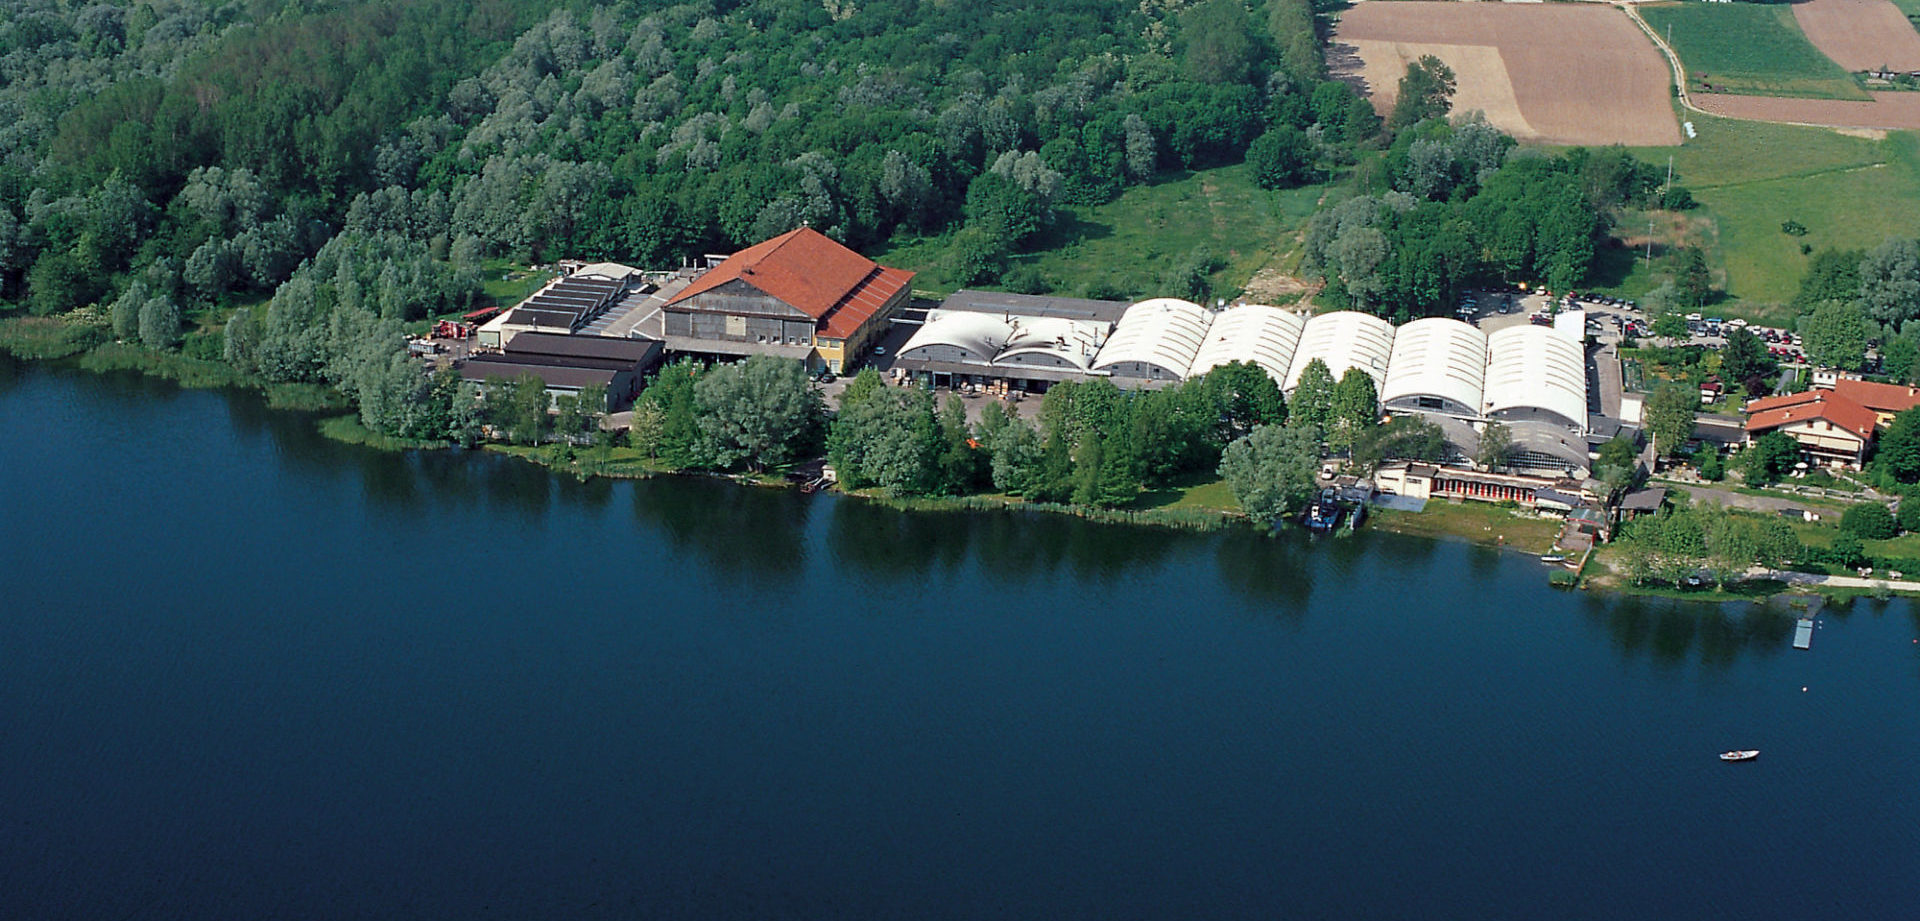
1332 2 1680 146
1693 91 1920 130
1791 0 1920 72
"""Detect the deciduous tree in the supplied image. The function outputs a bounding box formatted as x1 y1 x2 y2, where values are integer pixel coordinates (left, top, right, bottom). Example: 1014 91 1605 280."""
1645 382 1699 457
1877 407 1920 482
694 356 822 471
1388 56 1455 132
1219 424 1322 526
137 295 181 350
1800 300 1874 371
1744 432 1799 485
1477 420 1513 471
1288 358 1336 439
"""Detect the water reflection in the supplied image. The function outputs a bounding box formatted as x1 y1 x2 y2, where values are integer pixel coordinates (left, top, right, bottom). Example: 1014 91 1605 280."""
1213 530 1313 620
0 353 20 392
824 498 1181 583
1580 594 1797 668
631 476 810 577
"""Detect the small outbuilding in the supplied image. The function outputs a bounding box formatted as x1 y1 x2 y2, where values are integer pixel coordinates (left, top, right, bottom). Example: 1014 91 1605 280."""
460 331 662 411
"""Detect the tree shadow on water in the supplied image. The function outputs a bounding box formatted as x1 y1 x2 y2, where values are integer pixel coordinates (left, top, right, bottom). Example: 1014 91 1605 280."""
1214 529 1314 624
632 477 809 579
1581 593 1797 668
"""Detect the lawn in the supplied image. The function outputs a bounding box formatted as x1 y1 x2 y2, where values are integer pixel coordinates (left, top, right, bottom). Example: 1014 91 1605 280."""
1624 116 1920 313
1128 471 1241 513
875 164 1324 301
478 259 556 312
1368 500 1562 554
1640 2 1870 100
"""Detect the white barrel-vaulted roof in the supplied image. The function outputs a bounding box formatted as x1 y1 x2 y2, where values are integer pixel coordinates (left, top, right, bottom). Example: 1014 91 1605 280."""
897 309 1013 364
1484 324 1587 429
1379 317 1488 416
1284 310 1395 392
997 315 1106 372
1092 298 1213 379
1186 304 1307 384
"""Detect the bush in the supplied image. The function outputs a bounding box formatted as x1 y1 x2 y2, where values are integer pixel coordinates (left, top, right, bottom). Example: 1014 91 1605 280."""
1898 500 1920 534
1841 502 1898 540
1831 532 1868 568
1698 449 1725 482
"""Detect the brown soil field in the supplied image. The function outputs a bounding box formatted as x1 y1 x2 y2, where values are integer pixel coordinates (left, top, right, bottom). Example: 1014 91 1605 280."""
1791 0 1920 73
1332 2 1680 146
1693 90 1920 130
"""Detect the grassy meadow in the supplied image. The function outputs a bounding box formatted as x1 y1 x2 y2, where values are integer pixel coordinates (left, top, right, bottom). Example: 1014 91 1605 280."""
877 163 1322 301
1622 115 1920 318
1641 2 1869 100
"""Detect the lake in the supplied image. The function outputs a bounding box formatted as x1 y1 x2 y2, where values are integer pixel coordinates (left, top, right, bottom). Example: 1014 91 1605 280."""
2 356 1917 920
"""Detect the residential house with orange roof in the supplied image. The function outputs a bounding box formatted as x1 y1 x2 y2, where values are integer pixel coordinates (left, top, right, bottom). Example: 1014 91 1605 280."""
1743 389 1879 468
662 227 914 373
1824 378 1920 429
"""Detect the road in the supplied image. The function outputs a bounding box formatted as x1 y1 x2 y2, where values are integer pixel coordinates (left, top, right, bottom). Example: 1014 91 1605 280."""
1620 1 1708 121
1764 569 1920 591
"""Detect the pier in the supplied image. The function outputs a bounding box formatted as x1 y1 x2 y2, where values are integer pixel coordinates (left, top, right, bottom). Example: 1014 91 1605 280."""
1794 616 1814 650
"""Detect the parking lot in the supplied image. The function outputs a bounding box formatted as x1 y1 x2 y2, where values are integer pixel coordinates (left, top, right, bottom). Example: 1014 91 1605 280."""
1454 288 1803 361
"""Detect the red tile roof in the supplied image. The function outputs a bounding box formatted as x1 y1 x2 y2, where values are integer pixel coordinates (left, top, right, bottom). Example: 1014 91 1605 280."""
1745 390 1877 442
1744 389 1825 415
665 227 913 339
1829 378 1920 415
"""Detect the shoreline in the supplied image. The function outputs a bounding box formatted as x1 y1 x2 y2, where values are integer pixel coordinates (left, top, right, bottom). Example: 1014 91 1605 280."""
4 343 1891 604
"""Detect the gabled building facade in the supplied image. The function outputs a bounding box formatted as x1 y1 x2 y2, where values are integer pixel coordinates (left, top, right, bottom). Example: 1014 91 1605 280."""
1743 389 1878 468
662 227 914 373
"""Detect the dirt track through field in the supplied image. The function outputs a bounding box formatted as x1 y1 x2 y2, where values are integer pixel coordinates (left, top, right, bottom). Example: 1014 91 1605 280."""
1332 2 1679 146
1694 90 1920 130
1791 0 1920 72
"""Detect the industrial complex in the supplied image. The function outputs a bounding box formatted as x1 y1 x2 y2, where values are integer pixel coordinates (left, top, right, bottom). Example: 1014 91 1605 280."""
448 228 1627 491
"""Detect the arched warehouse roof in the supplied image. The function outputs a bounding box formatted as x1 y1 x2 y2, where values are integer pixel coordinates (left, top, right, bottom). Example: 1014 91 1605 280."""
1379 317 1488 417
1284 311 1395 392
996 316 1106 372
1484 325 1587 430
1186 305 1307 385
897 310 1013 364
1092 298 1213 381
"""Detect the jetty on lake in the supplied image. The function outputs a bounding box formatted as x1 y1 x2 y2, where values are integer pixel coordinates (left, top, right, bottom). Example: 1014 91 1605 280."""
1794 615 1815 650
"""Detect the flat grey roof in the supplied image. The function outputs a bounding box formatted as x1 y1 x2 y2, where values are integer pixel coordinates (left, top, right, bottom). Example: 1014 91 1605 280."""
1620 487 1667 512
937 289 1130 325
505 331 661 365
504 308 581 328
460 356 618 389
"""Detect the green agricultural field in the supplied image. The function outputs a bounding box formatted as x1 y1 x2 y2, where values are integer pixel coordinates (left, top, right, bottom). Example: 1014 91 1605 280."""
1641 2 1869 100
877 164 1323 301
1624 115 1920 316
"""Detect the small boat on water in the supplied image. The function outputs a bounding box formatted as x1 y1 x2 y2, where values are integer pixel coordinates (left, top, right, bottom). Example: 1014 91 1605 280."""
1540 554 1567 564
1720 750 1760 762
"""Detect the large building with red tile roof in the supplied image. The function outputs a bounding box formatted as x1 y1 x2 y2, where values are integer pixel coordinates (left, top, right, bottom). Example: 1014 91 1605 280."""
1825 377 1920 427
662 227 913 372
1744 389 1879 468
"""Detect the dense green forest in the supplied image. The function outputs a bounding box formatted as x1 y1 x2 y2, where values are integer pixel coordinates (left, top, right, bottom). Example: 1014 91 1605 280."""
0 0 1352 314
0 0 1694 455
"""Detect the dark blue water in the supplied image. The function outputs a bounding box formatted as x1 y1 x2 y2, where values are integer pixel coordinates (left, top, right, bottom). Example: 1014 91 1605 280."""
3 356 1918 920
